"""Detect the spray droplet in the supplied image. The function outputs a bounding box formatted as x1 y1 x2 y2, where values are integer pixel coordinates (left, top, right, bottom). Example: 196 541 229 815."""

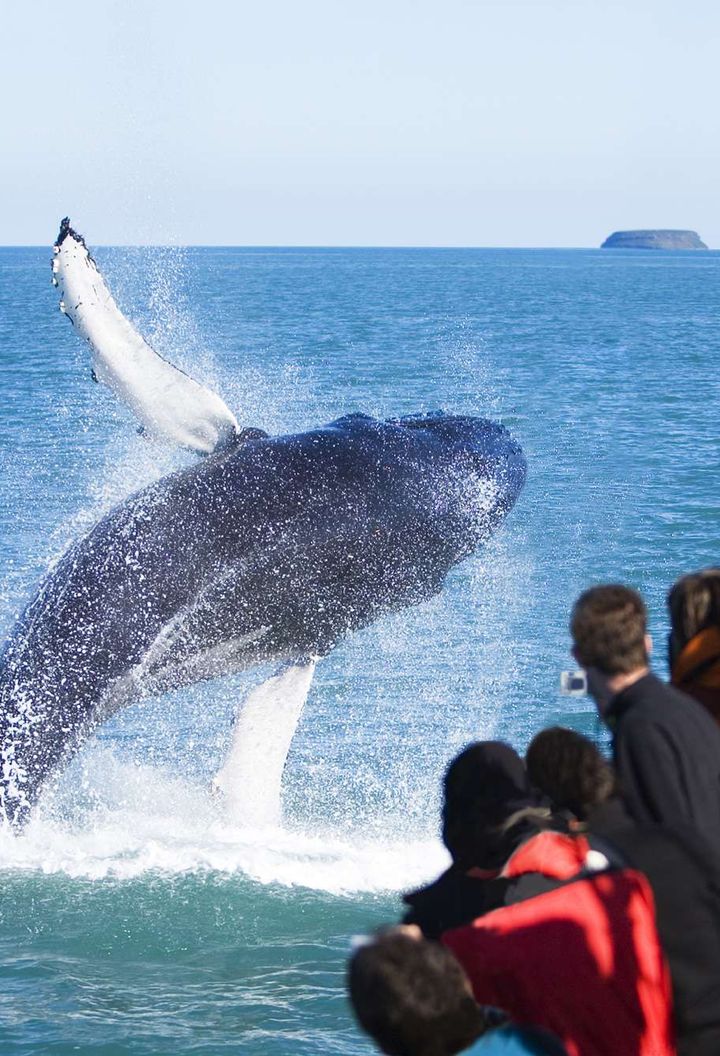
59 301 66 313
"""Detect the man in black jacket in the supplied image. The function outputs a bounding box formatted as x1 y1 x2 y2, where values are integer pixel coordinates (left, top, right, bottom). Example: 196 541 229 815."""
570 584 720 835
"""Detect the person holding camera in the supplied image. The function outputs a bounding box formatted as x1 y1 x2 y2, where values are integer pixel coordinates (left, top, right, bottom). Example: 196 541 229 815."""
569 584 720 835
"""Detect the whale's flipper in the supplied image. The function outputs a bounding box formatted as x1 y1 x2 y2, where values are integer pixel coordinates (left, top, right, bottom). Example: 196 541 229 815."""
212 659 317 827
53 218 239 455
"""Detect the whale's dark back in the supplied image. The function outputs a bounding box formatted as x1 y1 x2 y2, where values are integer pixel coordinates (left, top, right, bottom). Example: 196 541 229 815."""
0 412 525 825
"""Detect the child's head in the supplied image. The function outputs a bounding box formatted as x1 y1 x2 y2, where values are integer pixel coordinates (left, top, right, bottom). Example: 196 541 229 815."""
347 926 486 1056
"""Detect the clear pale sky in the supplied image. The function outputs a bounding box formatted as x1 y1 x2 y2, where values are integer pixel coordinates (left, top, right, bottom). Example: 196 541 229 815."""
4 0 719 246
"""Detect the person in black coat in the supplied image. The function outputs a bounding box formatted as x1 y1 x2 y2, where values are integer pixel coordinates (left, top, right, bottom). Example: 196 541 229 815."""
527 726 720 1056
570 583 720 834
402 741 564 938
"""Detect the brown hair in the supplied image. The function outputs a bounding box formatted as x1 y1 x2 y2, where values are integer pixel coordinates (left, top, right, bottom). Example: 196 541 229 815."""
526 727 616 820
668 568 720 652
570 584 648 675
347 930 485 1056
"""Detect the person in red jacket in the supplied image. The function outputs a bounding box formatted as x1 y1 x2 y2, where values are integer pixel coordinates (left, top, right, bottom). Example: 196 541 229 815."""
526 726 720 1056
440 829 675 1056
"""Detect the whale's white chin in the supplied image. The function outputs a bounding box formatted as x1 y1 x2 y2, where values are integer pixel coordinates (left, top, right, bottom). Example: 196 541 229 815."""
53 218 239 455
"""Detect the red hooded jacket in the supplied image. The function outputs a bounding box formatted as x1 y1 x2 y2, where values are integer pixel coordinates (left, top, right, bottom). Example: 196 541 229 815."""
442 831 675 1056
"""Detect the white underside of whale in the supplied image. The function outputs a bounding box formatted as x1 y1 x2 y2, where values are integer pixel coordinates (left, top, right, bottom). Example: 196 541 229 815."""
53 223 239 454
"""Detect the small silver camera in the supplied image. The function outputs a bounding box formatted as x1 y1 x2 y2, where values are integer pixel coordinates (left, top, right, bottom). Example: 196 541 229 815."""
559 669 587 697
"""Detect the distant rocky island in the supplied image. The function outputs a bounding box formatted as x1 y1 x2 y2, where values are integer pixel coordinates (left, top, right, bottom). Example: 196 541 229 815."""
601 230 708 250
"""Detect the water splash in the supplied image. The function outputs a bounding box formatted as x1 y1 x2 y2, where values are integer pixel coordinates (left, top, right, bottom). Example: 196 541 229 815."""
0 747 447 894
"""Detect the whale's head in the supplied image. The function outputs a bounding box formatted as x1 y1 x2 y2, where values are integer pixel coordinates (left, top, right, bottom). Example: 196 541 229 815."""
389 411 526 546
325 411 526 563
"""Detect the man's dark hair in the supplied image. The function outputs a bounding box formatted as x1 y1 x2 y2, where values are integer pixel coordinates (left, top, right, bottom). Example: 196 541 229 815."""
347 930 485 1056
526 727 616 821
570 584 648 675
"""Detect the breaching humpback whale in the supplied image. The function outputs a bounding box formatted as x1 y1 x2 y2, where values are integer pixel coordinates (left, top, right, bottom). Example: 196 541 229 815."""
0 220 526 828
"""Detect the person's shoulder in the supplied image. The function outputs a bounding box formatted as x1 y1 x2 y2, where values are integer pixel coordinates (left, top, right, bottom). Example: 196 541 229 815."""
464 1025 568 1055
629 673 690 708
619 674 720 734
647 822 720 880
402 867 505 938
402 865 456 906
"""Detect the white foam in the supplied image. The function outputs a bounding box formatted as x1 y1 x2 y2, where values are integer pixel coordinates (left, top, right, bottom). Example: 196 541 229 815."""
0 748 448 894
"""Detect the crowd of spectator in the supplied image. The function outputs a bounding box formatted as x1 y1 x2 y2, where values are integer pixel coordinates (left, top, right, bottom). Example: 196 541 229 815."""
347 569 720 1056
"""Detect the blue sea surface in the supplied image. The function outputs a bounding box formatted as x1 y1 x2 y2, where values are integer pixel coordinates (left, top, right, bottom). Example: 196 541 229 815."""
0 245 719 1054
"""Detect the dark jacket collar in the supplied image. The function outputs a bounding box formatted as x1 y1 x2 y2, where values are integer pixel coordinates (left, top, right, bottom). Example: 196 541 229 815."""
605 671 658 728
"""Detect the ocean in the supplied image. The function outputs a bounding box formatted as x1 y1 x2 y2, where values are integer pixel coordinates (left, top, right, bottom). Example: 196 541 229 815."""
0 244 718 1054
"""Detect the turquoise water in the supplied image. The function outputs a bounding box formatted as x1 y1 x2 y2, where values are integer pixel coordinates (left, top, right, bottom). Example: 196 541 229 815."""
1 245 719 1053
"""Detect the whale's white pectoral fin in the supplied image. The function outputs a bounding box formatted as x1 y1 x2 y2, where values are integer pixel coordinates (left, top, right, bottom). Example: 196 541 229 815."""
53 218 239 455
212 658 317 827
